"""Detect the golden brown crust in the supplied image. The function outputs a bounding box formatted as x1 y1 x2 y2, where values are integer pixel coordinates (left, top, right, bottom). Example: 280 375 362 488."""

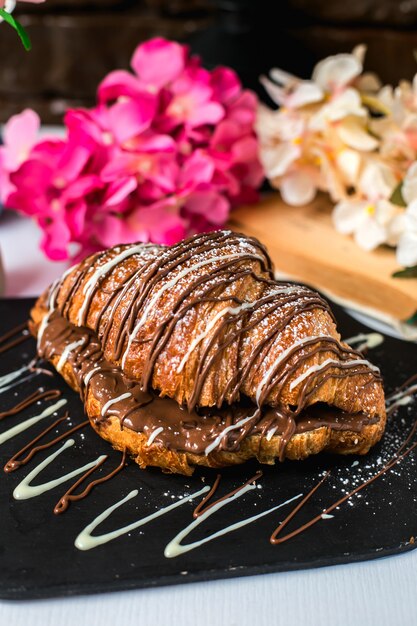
51 239 385 420
30 232 387 475
31 303 386 476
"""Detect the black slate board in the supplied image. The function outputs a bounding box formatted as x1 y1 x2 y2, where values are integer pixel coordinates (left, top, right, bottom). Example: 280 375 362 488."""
0 298 416 600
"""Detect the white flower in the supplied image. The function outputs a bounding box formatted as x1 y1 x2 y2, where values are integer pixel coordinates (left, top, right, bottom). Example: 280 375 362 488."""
256 104 322 205
260 69 323 109
279 168 320 206
336 148 361 186
0 0 16 22
312 45 365 93
333 198 405 251
334 115 379 151
358 159 398 200
397 201 417 267
309 89 367 131
402 161 417 204
260 45 366 111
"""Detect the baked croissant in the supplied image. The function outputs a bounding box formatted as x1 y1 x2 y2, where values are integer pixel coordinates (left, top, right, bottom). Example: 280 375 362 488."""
30 230 386 475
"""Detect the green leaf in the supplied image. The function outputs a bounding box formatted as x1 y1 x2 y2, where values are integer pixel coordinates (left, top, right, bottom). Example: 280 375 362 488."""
392 265 417 278
0 8 32 51
390 182 406 207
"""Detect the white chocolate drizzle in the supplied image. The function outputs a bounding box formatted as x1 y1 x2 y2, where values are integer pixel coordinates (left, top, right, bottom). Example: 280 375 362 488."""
0 398 67 446
78 244 149 325
386 382 417 414
101 392 132 417
146 426 164 446
344 332 384 352
74 486 210 551
121 252 265 368
265 426 278 441
205 409 259 456
0 364 31 391
37 277 65 349
176 285 302 374
13 438 107 500
164 487 303 558
255 335 333 404
289 358 380 391
177 303 254 373
56 338 86 373
83 366 101 387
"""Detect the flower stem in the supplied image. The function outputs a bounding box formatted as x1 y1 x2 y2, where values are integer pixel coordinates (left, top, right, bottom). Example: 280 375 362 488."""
0 8 31 51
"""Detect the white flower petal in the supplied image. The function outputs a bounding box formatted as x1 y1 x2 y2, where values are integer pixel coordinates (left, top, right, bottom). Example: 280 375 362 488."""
402 162 417 204
286 82 324 108
374 199 400 226
352 44 367 66
337 117 379 151
316 149 346 202
376 85 395 112
397 231 417 267
386 212 406 247
355 72 381 93
336 149 361 185
259 75 286 106
280 170 317 206
355 216 387 251
269 68 298 87
359 160 397 200
405 198 417 221
312 53 363 92
309 89 364 130
332 200 367 235
261 70 323 109
261 142 300 178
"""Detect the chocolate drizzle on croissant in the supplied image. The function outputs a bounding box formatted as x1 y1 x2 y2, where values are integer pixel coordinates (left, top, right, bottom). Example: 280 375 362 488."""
30 231 386 475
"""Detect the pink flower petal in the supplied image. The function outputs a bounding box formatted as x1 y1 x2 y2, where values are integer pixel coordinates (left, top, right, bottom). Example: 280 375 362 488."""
107 96 157 144
104 177 137 206
188 101 224 127
227 91 257 130
184 190 230 225
55 143 91 186
10 158 54 194
180 150 215 187
3 109 40 170
39 215 71 261
124 133 176 154
61 175 103 203
131 38 186 88
211 119 241 151
210 67 241 104
0 149 15 204
98 70 143 103
66 200 88 238
231 136 260 164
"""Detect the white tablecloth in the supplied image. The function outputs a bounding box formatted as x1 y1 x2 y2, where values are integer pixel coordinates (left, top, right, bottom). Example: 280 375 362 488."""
0 212 415 626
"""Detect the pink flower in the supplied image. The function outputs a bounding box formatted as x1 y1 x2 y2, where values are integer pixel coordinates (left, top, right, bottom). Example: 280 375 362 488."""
2 38 263 260
162 67 224 131
0 109 41 203
131 37 186 90
7 139 103 260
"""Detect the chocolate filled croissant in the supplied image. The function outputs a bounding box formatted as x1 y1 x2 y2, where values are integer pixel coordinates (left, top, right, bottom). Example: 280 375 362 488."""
30 231 386 475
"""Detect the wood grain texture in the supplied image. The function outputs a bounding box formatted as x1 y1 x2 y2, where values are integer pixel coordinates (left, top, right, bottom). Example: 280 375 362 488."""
230 194 417 322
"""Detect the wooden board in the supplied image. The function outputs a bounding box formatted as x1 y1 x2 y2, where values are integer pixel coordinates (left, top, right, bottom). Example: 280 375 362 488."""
230 194 417 322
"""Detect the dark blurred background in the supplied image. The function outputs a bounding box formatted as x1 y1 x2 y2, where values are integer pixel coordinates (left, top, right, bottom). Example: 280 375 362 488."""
2 0 417 123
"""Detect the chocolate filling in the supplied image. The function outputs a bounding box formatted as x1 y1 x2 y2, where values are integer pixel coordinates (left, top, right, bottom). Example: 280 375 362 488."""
37 311 379 458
